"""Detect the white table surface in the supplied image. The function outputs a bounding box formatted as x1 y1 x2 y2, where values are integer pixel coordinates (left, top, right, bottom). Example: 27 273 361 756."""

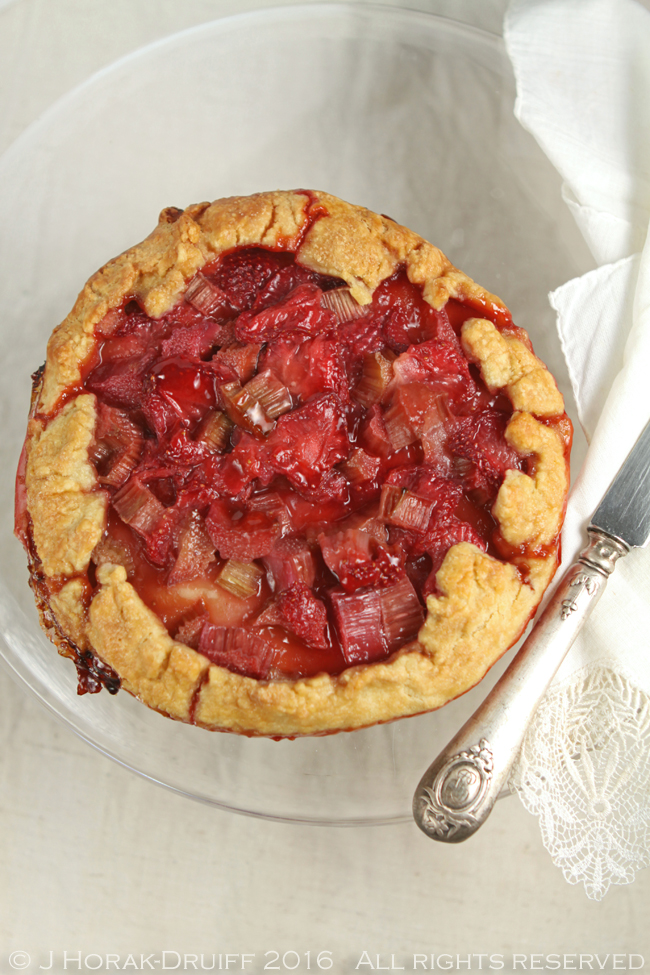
1 1 649 970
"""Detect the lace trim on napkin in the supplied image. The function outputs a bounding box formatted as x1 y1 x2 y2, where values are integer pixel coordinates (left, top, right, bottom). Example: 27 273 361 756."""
509 665 650 900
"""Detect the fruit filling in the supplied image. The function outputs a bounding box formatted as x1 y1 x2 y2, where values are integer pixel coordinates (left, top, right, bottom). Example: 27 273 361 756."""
79 246 532 680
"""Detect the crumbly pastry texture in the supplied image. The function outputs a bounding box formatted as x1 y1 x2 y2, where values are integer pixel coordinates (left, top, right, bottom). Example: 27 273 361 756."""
18 189 570 736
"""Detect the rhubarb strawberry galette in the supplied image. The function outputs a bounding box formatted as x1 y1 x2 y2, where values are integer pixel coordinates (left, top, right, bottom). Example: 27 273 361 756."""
15 190 571 737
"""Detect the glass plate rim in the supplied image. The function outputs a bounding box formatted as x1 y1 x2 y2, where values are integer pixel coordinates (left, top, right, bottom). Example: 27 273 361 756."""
0 3 518 826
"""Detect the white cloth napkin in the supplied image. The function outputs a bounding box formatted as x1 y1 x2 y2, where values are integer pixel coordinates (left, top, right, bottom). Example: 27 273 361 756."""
504 0 650 898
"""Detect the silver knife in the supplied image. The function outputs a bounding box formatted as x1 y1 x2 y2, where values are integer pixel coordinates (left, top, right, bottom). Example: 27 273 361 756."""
413 417 650 843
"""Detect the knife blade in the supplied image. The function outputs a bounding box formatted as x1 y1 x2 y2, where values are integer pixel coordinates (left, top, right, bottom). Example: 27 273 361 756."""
591 421 650 547
413 418 650 843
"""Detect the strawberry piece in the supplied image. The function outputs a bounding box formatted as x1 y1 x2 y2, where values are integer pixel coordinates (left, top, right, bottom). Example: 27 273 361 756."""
447 410 522 497
372 271 445 352
391 341 475 411
150 358 217 422
211 249 297 311
235 283 335 342
85 351 155 410
160 318 229 359
358 404 393 457
217 433 274 499
330 588 386 666
274 582 328 649
422 519 487 591
319 529 403 593
389 467 462 515
206 498 281 560
141 391 181 440
273 483 350 536
198 623 275 679
260 334 349 405
254 262 339 308
266 394 349 490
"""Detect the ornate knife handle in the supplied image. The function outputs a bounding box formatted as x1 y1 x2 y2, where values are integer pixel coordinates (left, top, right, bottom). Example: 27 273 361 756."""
412 528 629 843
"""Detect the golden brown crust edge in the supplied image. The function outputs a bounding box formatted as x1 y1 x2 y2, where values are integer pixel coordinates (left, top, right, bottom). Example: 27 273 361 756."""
23 189 569 736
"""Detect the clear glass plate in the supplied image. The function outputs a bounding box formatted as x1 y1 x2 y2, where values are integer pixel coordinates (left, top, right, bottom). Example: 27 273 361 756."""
0 3 589 824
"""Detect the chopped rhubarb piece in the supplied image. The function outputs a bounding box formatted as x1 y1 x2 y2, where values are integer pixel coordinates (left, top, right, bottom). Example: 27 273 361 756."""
247 491 291 533
379 576 425 652
273 582 328 649
112 478 167 534
330 588 386 666
195 410 233 452
235 283 335 342
383 398 418 450
388 491 434 533
266 393 349 490
92 532 136 576
91 403 144 488
379 483 402 520
184 273 234 318
212 342 261 383
244 370 293 419
220 381 275 438
198 623 275 679
217 559 264 599
262 537 316 591
336 509 389 545
321 287 368 323
341 447 382 485
168 511 216 586
352 351 393 407
420 394 453 467
387 384 449 441
206 499 281 560
319 529 403 593
174 611 210 650
111 477 176 567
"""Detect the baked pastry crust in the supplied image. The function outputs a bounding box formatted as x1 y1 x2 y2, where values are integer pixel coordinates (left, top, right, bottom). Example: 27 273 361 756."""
18 190 570 736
